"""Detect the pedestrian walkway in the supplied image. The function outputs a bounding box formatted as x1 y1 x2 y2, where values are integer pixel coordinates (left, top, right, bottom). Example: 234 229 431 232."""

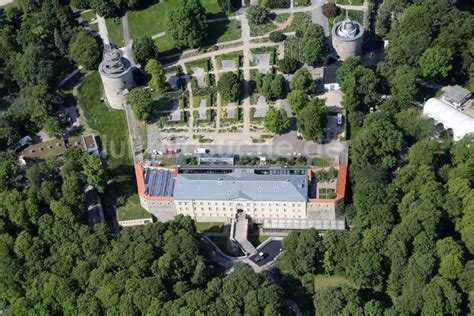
233 213 257 255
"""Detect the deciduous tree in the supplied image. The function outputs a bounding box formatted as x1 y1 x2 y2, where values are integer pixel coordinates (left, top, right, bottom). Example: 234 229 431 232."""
263 106 289 134
132 36 159 66
165 0 207 48
217 72 242 102
296 98 326 141
145 59 166 93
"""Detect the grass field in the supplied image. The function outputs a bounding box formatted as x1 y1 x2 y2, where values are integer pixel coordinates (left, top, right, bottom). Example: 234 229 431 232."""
312 157 331 167
248 233 270 248
77 73 136 224
195 222 225 233
117 194 151 221
155 20 241 57
204 20 241 45
105 18 124 46
314 275 355 290
128 0 235 39
80 10 95 22
154 155 177 166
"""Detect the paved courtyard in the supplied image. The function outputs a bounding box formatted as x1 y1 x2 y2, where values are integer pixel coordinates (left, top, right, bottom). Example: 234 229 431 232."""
222 60 237 72
254 53 271 74
192 67 206 87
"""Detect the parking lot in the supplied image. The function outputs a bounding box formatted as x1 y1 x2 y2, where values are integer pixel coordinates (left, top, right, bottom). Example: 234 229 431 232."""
249 240 282 266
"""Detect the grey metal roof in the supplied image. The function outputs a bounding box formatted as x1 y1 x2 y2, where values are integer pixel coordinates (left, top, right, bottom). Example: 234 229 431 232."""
262 218 345 230
443 85 471 105
173 169 308 201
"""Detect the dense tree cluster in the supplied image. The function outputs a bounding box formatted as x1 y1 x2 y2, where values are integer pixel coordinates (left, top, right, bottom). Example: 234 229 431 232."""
302 24 325 66
377 0 474 88
255 72 286 101
0 0 97 150
0 146 286 314
337 57 378 128
274 2 473 313
165 0 207 49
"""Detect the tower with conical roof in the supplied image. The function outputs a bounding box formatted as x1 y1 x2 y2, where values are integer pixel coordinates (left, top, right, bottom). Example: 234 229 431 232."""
99 49 134 109
331 17 364 60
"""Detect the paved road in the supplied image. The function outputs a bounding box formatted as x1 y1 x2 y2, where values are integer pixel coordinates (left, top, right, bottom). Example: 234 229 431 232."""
124 104 144 163
240 11 251 134
249 240 282 266
96 14 110 49
0 0 13 6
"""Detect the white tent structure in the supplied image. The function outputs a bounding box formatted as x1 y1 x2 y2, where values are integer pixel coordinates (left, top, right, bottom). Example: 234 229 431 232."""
423 98 474 140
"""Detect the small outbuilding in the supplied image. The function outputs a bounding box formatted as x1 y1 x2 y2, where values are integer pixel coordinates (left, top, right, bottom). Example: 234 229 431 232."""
441 85 472 108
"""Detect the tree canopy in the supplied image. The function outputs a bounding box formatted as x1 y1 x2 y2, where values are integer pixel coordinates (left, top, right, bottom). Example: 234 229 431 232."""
296 98 327 141
145 59 166 93
69 31 102 70
263 106 289 134
290 68 315 94
128 88 153 121
217 72 242 102
165 0 207 49
132 36 159 66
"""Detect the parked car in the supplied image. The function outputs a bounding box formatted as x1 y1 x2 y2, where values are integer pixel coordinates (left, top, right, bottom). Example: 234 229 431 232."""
165 148 180 154
194 148 209 154
337 113 343 126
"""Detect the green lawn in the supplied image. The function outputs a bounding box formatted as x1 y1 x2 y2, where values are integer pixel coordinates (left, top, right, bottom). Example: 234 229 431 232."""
195 222 225 233
312 157 331 167
128 0 234 39
80 10 96 22
204 20 241 45
155 35 180 57
117 194 151 221
154 20 241 57
314 275 355 290
77 73 136 224
105 18 124 46
248 233 270 248
154 155 177 166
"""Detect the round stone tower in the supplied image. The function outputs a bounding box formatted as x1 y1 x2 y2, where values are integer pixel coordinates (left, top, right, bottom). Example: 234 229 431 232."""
99 49 134 110
331 20 364 60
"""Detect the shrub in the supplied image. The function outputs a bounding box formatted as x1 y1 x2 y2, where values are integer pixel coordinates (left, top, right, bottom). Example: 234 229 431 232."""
277 57 300 74
247 6 269 25
269 31 287 42
322 3 339 18
265 0 290 9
